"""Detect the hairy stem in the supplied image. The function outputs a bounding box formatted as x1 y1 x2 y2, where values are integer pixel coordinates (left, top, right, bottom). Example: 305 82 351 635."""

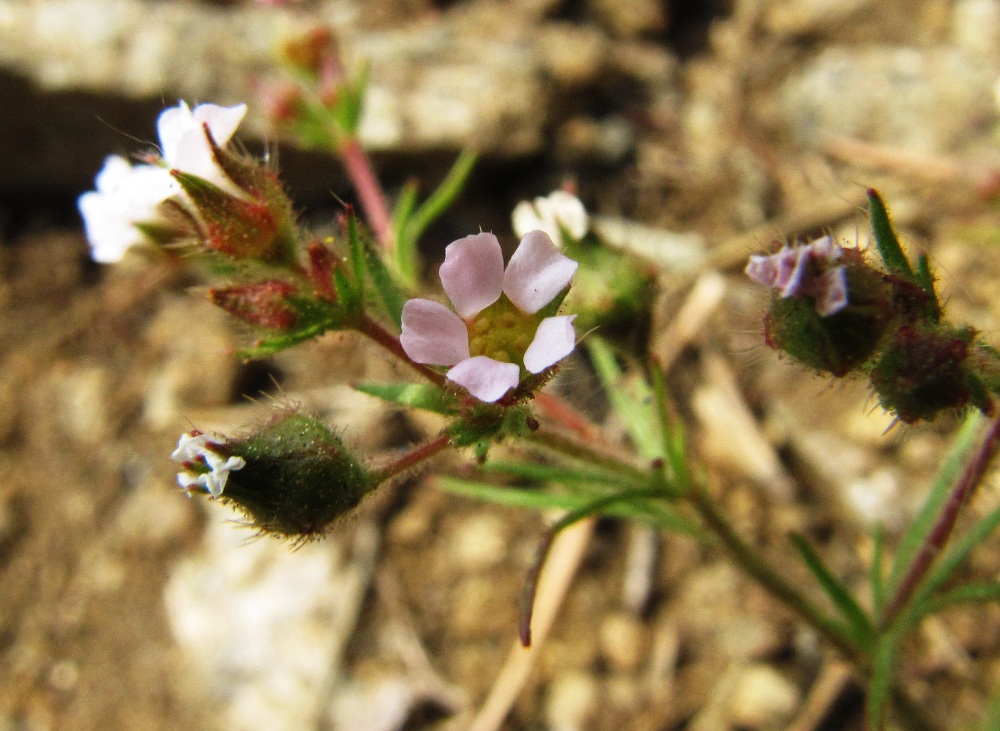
355 313 448 389
371 432 452 485
338 137 394 253
524 426 652 489
686 482 864 663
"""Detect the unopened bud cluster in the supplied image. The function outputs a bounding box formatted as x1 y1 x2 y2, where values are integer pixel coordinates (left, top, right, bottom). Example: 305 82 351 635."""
747 190 999 423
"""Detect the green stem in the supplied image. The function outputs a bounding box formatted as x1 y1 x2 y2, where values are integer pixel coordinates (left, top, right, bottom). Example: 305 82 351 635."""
355 313 448 389
523 426 652 490
686 482 864 664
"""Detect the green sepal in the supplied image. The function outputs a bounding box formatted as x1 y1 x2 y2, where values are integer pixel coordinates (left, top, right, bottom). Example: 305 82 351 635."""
447 403 534 448
362 235 408 329
353 382 459 415
867 188 914 279
236 295 357 358
222 411 376 539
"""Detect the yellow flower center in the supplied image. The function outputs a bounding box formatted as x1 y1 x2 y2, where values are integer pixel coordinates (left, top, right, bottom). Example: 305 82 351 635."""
467 294 540 365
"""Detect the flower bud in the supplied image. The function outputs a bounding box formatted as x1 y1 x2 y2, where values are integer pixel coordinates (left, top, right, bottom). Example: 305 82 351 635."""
870 324 987 423
209 280 299 330
753 241 895 377
175 411 377 539
171 136 298 264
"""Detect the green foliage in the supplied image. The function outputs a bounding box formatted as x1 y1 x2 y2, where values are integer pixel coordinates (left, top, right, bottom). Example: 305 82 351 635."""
224 411 375 539
353 382 459 415
790 534 874 647
435 476 699 536
393 150 477 286
587 337 663 460
887 411 984 594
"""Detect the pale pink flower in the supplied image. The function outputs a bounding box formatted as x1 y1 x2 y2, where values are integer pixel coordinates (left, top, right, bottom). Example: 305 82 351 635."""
745 235 848 316
172 432 245 498
401 231 578 402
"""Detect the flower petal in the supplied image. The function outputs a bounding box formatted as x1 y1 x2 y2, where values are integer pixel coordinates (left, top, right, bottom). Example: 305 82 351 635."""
192 103 247 148
523 315 577 373
511 200 546 240
400 299 470 366
78 156 175 263
157 101 196 165
439 233 504 318
503 230 578 314
446 356 521 403
814 266 849 316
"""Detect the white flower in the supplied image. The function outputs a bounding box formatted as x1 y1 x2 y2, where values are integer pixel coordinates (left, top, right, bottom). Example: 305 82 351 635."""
77 155 177 263
157 101 247 197
400 231 578 402
511 190 589 244
78 101 248 263
172 432 246 498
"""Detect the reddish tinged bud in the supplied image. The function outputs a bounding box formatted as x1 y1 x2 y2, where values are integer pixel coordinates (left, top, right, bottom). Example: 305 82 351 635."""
258 82 305 126
200 194 280 259
281 26 338 76
307 240 339 302
870 325 981 423
210 280 298 330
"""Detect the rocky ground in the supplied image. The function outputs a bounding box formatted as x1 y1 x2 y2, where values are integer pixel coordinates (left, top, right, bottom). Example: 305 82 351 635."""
1 1 999 730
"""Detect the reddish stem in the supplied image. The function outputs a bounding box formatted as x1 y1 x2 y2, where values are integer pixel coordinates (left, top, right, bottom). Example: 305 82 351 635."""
338 137 394 253
355 313 448 389
881 414 1000 627
371 432 452 485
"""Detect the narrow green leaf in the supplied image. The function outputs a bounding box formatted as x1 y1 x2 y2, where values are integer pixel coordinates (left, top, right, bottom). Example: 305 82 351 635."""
887 411 984 593
391 181 419 244
346 211 366 300
353 382 458 415
912 505 1000 612
481 459 650 491
791 534 874 645
926 582 1000 614
868 630 901 729
435 477 700 535
915 253 941 321
397 150 478 284
871 523 887 618
587 338 662 460
649 360 690 493
362 237 408 329
867 188 914 278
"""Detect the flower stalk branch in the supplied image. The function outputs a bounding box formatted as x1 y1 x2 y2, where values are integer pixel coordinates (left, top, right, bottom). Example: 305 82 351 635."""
339 136 395 253
370 432 453 485
355 313 448 389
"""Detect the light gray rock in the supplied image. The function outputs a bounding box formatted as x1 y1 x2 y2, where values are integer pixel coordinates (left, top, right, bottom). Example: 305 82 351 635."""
774 45 999 153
